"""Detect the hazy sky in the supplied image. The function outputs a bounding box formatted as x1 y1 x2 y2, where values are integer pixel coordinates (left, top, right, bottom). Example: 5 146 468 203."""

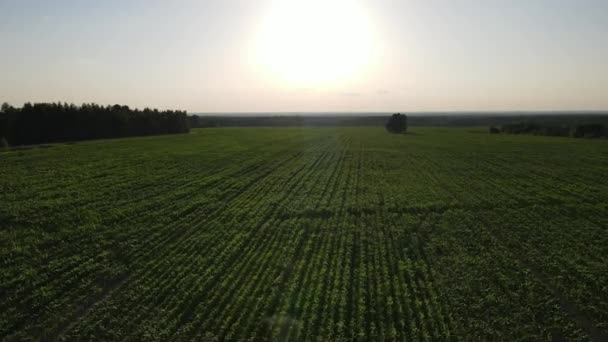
1 0 607 112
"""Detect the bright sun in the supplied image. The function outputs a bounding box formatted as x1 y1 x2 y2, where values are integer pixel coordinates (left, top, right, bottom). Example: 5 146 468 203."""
253 0 376 87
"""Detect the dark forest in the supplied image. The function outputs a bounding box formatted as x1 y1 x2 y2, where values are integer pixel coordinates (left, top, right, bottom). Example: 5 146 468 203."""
0 102 190 146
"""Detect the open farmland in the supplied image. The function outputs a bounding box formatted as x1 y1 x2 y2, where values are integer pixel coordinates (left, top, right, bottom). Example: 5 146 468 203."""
1 127 608 341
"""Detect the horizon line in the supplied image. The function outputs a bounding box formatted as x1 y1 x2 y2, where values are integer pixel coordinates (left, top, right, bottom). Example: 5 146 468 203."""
192 110 608 116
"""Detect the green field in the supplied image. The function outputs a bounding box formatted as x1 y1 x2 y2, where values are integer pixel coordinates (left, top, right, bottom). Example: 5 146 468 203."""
1 127 608 341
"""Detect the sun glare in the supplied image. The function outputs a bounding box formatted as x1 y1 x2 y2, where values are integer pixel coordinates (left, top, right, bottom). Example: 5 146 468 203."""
253 0 376 88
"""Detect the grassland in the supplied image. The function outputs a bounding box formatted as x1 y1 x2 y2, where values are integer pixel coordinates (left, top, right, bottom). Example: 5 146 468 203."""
1 127 607 341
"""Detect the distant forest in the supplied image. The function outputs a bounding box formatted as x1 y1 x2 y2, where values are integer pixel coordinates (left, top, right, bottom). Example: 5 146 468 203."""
2 107 607 147
190 115 386 127
497 122 608 138
0 103 190 146
191 113 608 128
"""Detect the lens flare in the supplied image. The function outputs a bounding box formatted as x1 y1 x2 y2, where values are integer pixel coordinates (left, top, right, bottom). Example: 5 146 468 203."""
253 0 376 88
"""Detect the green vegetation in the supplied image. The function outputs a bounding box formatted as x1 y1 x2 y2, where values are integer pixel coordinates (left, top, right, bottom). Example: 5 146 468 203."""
500 122 607 138
385 113 408 133
0 102 189 147
191 113 608 128
1 127 607 341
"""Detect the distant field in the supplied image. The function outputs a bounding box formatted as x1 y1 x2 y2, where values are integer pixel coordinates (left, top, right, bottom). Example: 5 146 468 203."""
1 127 607 341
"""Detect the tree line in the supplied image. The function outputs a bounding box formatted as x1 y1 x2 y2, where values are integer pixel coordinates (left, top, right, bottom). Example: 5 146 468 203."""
491 122 608 138
0 102 190 147
189 113 608 128
191 115 387 128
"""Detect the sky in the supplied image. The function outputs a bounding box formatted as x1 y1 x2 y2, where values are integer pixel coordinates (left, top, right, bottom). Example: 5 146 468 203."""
1 0 607 112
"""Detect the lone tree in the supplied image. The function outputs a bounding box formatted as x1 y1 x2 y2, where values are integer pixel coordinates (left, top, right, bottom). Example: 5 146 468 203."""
386 113 408 133
0 103 10 147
